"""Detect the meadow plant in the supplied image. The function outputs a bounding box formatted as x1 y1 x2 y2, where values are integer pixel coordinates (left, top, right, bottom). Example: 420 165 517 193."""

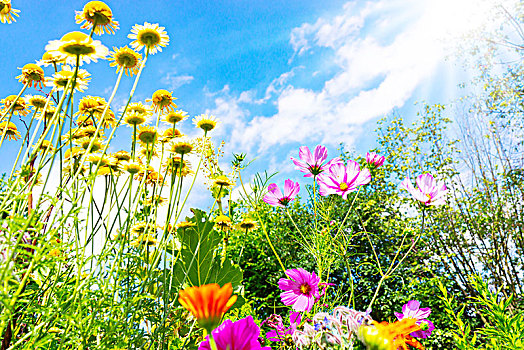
0 2 246 348
3 1 517 349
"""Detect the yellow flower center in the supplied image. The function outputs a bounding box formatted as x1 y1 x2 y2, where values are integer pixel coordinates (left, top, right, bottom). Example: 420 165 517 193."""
339 182 348 191
138 29 161 47
124 162 142 174
28 96 47 108
197 120 216 132
172 142 193 155
165 111 185 124
138 129 158 144
300 284 311 294
124 113 146 126
116 51 139 67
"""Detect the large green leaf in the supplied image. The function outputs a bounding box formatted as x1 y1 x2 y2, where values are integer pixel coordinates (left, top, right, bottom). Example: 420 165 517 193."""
170 208 243 294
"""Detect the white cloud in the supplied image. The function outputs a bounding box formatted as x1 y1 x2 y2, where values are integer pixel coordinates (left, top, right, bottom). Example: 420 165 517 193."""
161 73 194 90
203 0 518 175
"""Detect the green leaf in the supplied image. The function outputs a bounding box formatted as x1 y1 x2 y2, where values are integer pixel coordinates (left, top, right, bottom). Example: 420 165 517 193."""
170 208 243 293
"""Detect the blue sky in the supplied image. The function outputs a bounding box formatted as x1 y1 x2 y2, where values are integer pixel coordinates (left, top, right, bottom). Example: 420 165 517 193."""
0 0 519 207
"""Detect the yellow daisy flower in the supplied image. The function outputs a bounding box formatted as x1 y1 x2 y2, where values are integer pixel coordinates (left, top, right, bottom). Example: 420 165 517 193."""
25 95 51 109
38 106 59 124
108 46 142 76
126 102 151 117
100 108 117 129
0 0 20 24
144 195 166 207
124 112 147 127
214 215 232 232
75 1 119 35
164 109 187 124
163 155 191 175
122 160 142 175
193 114 218 132
45 31 109 65
95 166 113 176
1 95 29 116
19 170 43 186
87 153 108 166
130 221 153 236
139 145 158 159
128 22 169 55
34 140 54 154
77 125 98 138
237 218 258 233
63 146 84 161
0 121 21 141
50 66 91 92
145 170 164 186
170 137 193 155
113 150 131 162
106 156 121 173
16 63 45 88
213 175 234 188
62 163 88 177
137 125 158 144
75 115 94 129
37 51 65 67
75 136 104 153
148 89 177 113
160 128 183 143
76 95 106 117
131 234 158 247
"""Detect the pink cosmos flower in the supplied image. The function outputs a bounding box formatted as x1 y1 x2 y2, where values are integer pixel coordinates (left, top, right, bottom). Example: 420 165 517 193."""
365 152 385 167
317 161 371 199
291 145 343 177
199 316 270 350
263 179 300 208
401 173 447 206
265 311 301 342
394 300 435 338
278 268 320 312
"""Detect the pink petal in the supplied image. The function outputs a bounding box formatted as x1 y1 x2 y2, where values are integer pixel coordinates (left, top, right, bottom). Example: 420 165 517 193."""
313 145 328 164
268 183 283 198
298 146 313 164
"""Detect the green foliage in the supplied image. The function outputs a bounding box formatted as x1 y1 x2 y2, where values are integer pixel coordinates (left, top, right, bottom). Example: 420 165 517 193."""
439 275 524 350
171 208 242 291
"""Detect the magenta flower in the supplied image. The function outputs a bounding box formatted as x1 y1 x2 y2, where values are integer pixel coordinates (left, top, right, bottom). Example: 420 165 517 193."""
365 152 385 167
265 311 301 342
401 173 447 206
278 268 320 312
263 179 300 208
317 160 371 199
291 145 342 177
394 300 435 338
199 316 270 350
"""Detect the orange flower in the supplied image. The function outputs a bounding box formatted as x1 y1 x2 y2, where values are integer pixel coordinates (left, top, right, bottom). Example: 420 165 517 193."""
359 318 424 350
178 283 237 332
